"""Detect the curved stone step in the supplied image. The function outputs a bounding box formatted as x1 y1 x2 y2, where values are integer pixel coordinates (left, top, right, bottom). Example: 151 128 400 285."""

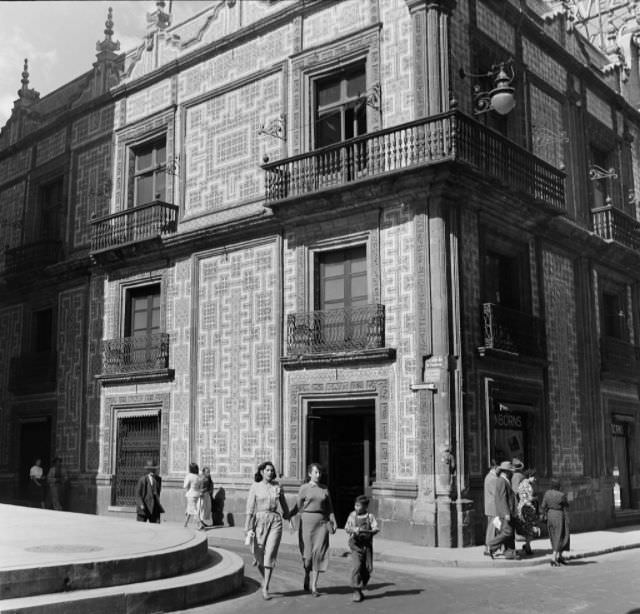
0 547 244 614
0 505 210 599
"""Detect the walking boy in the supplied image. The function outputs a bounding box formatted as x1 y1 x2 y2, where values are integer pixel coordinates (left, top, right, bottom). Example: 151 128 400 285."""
344 495 379 603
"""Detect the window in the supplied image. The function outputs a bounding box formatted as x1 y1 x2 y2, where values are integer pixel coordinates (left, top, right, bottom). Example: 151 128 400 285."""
590 145 615 210
314 64 367 149
132 139 166 206
484 251 522 311
32 308 54 352
602 290 626 339
124 285 161 367
39 178 63 242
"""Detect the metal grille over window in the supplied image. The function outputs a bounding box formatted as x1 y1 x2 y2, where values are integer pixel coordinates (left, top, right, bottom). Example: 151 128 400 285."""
114 414 160 507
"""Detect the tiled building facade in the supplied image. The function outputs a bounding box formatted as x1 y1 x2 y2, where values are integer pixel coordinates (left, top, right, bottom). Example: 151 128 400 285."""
2 0 640 546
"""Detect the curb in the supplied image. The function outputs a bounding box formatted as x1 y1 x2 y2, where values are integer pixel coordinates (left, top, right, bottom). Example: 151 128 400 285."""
208 536 640 570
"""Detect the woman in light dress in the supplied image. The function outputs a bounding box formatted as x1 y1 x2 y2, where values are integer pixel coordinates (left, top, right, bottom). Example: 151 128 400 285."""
183 462 201 528
244 461 290 600
198 466 214 529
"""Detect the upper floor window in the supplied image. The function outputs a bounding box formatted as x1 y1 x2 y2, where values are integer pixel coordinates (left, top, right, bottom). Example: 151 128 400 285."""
32 308 54 352
602 290 626 340
125 284 161 338
314 64 367 149
590 144 615 210
484 250 523 311
132 138 166 206
38 177 64 242
315 245 367 311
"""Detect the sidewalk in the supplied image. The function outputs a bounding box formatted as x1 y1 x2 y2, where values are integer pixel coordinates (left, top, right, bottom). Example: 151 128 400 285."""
203 523 640 568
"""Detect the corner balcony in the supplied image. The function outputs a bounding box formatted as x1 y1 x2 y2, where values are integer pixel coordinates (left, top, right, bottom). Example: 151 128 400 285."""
282 304 395 368
9 351 57 394
478 303 545 360
601 336 640 382
4 240 62 278
263 110 565 213
96 333 173 384
90 200 179 263
591 205 640 252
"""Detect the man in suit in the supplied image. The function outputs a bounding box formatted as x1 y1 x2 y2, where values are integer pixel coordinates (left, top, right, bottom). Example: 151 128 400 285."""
483 459 499 555
135 459 164 523
487 460 518 560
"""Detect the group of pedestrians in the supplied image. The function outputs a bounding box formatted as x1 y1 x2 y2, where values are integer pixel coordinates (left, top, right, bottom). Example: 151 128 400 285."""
484 458 570 565
183 463 215 530
28 456 68 510
244 461 378 603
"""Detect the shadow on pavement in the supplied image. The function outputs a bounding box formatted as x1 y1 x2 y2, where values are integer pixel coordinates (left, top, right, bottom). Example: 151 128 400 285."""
362 589 424 600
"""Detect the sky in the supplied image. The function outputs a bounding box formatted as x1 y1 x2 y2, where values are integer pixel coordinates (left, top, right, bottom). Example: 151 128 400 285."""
0 0 212 127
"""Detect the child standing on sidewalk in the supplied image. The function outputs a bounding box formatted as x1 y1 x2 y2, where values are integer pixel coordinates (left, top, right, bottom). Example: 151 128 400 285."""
344 495 379 603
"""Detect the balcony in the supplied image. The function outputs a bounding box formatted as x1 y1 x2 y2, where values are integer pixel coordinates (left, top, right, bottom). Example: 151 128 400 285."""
4 240 62 277
591 205 640 252
263 110 565 213
283 304 395 367
90 200 179 262
601 336 640 381
478 303 545 359
97 333 173 384
9 351 57 394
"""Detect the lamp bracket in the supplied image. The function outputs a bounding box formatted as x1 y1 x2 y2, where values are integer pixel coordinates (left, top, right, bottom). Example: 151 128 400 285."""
589 164 618 181
258 114 287 141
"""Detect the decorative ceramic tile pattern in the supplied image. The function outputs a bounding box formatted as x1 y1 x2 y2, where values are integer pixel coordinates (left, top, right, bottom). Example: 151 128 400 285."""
0 148 31 185
0 182 26 273
126 80 172 124
476 1 515 54
177 27 291 102
71 106 115 146
586 88 614 129
303 0 369 48
56 287 87 472
523 38 567 93
184 74 281 216
380 0 413 126
543 250 583 476
0 306 23 468
35 129 67 166
73 141 112 247
195 241 278 478
530 85 564 168
381 205 416 479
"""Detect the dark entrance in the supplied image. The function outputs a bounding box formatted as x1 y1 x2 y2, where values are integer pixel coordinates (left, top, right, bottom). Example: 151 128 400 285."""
114 413 160 506
19 417 52 500
307 401 375 527
611 420 632 509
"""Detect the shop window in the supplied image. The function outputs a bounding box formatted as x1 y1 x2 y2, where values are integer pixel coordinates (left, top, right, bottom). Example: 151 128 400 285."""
131 138 167 206
313 64 367 149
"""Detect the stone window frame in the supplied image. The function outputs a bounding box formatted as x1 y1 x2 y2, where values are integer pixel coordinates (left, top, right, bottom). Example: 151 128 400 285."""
286 379 389 481
113 110 175 213
290 24 382 156
115 274 166 340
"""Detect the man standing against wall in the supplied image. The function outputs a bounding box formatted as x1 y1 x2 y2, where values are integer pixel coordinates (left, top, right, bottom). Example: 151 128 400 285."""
135 459 164 523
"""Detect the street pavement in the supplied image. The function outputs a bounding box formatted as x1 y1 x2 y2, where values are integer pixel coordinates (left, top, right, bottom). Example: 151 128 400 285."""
175 541 640 614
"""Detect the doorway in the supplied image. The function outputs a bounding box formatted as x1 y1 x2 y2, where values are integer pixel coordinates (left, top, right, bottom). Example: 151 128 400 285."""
19 418 52 500
307 401 375 527
611 420 632 509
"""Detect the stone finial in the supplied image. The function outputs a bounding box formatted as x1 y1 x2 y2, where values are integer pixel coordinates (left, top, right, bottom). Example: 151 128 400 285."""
17 58 39 103
96 6 120 55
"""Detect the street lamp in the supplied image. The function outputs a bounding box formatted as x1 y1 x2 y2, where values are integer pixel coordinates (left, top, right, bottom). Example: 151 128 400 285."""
459 60 516 116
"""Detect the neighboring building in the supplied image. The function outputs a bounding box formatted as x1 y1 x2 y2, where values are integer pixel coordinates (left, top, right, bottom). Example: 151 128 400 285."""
2 0 640 546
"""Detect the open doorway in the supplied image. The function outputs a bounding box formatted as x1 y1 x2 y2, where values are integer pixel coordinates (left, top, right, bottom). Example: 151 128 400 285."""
19 418 52 501
307 400 375 527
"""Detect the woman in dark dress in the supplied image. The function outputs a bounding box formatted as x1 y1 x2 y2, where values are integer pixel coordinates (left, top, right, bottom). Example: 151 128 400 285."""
541 478 570 566
293 462 337 597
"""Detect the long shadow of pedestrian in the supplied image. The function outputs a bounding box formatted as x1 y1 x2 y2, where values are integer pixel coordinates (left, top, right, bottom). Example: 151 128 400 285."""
561 560 596 565
362 588 424 600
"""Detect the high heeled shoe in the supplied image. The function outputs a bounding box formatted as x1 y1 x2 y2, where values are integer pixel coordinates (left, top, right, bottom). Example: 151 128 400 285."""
558 557 568 565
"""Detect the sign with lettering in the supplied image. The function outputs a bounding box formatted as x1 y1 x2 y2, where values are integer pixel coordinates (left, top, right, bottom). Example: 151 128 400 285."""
493 413 523 429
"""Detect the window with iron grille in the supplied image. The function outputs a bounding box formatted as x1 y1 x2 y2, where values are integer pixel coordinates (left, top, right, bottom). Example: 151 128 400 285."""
113 413 160 507
131 138 167 206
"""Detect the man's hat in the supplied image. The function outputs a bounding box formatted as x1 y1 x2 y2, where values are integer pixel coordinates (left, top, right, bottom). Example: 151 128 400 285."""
512 458 524 471
144 459 158 470
498 461 514 472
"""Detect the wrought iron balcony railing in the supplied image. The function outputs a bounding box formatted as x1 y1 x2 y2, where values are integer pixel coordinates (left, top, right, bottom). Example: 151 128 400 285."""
287 304 385 355
263 110 565 212
591 205 640 252
600 336 640 380
9 351 57 394
480 303 545 358
101 333 170 374
4 240 62 276
90 200 179 254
